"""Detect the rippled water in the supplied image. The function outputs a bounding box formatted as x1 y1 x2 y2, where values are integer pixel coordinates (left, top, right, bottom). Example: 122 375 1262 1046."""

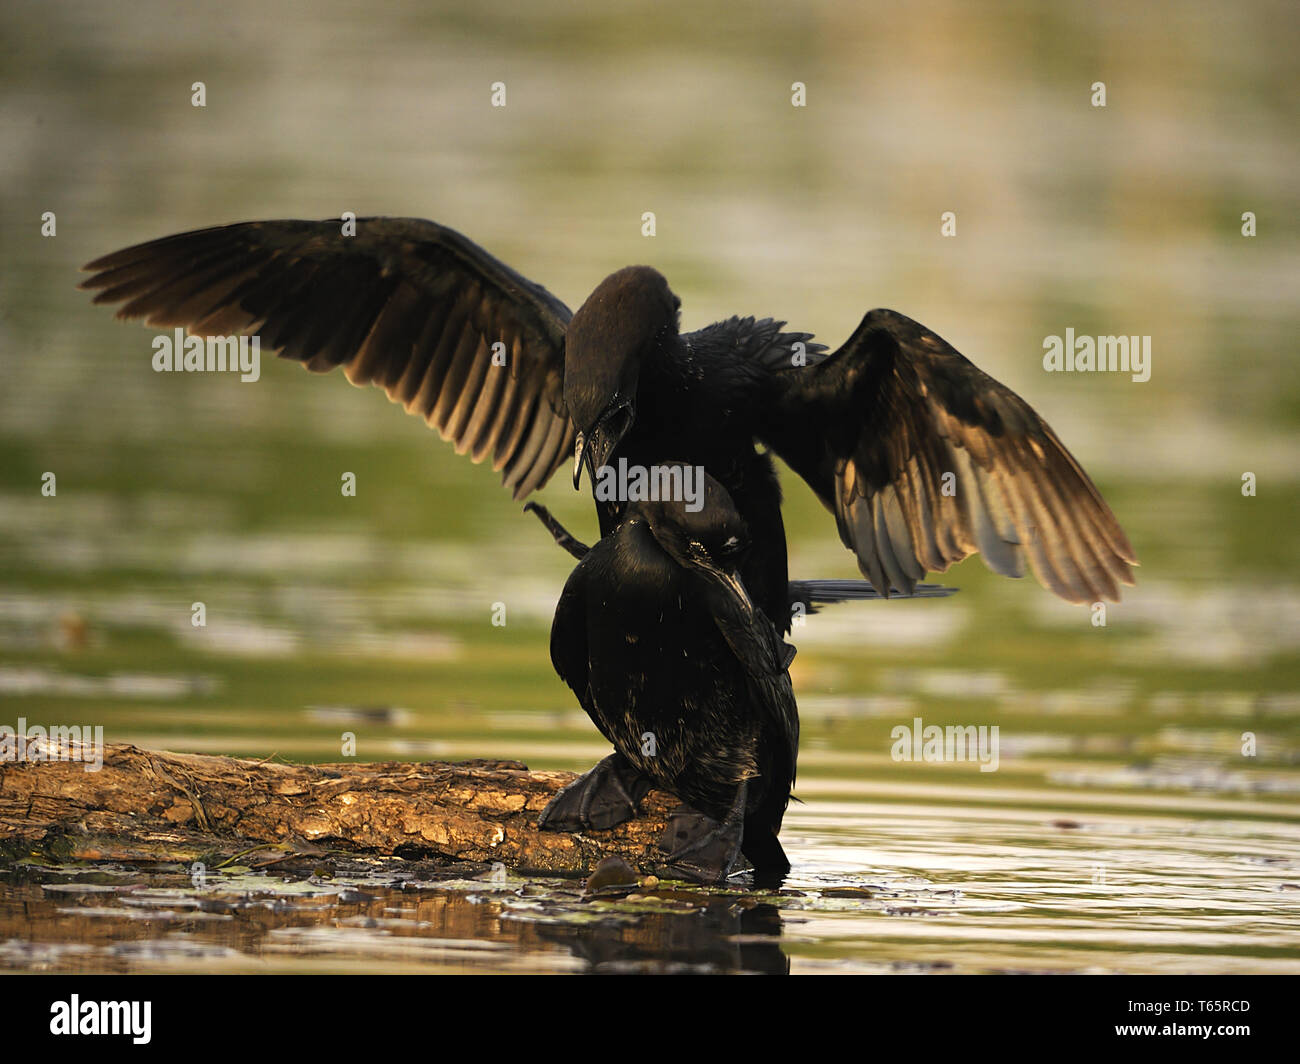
1 0 1297 973
5 801 1298 974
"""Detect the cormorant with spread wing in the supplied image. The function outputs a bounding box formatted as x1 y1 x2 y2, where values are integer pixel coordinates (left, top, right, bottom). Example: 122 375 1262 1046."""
81 216 1138 629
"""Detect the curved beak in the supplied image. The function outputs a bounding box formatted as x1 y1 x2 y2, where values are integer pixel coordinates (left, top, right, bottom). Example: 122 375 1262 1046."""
571 401 634 490
686 540 753 618
679 539 785 673
572 432 590 489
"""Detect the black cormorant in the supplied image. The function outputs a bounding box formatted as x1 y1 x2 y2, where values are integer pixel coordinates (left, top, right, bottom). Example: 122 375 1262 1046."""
527 468 798 882
81 216 1138 634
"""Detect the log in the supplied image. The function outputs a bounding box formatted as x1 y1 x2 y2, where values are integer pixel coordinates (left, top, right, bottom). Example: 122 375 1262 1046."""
0 739 677 876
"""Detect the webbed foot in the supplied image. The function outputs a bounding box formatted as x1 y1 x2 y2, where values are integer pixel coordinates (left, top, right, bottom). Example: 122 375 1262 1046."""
538 753 653 832
657 782 748 884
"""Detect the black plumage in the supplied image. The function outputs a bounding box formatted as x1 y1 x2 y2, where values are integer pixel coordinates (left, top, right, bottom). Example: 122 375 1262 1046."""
527 470 799 882
81 216 1138 629
82 217 1138 879
81 219 574 499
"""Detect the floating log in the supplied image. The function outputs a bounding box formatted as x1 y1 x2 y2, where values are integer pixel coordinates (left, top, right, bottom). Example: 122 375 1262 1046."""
0 740 676 875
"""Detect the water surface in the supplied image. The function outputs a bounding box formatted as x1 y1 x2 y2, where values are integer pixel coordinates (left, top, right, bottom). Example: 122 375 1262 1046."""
1 0 1297 973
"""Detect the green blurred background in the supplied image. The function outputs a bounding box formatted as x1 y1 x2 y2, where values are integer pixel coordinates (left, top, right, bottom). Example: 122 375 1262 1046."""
1 0 1297 971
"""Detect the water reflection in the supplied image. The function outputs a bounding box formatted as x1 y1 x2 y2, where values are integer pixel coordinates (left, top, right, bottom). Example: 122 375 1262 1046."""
4 794 1297 975
0 861 791 975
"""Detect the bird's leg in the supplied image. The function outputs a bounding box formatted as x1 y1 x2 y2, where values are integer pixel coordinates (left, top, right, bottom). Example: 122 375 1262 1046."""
658 781 749 885
523 502 590 560
537 752 653 832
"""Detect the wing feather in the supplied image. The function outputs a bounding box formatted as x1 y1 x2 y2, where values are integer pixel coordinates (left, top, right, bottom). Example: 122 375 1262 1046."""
82 217 575 498
762 308 1137 603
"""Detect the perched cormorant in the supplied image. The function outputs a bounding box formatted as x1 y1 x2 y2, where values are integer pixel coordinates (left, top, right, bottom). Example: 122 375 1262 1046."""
526 468 799 883
81 216 1138 636
525 497 951 880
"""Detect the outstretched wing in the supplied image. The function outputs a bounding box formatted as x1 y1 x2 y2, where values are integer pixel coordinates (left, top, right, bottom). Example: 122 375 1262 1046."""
81 217 576 498
761 309 1138 604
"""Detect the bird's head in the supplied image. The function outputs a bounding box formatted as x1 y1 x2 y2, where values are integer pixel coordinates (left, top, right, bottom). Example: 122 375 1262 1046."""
633 465 754 616
566 266 680 488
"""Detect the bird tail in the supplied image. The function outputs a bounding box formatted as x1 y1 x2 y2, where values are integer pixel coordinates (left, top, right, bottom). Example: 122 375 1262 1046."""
789 579 957 614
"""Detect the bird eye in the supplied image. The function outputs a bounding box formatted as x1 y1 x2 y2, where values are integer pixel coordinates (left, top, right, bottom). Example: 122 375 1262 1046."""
719 535 749 556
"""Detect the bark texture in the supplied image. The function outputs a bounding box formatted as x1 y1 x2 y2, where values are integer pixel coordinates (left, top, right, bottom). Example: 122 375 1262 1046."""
0 740 675 875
